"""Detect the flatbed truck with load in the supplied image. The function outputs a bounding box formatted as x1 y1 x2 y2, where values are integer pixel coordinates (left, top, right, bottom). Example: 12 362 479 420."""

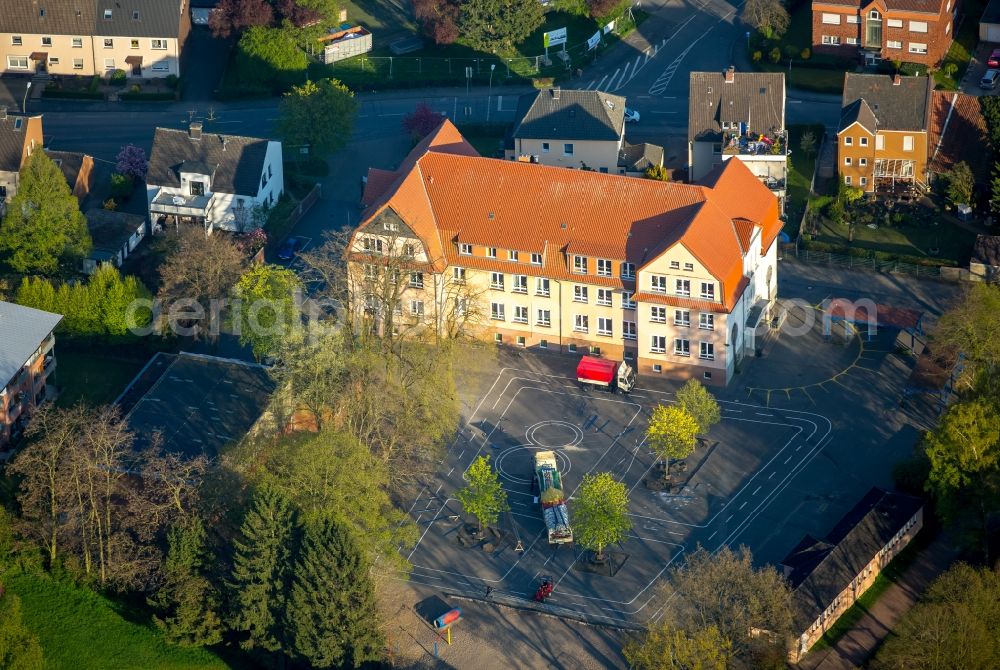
576 355 635 393
534 450 573 545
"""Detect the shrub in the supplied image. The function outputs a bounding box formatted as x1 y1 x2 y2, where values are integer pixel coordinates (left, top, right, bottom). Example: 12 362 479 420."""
164 74 180 90
87 75 101 93
109 69 127 85
110 172 134 201
102 198 117 211
769 47 781 64
752 50 763 63
129 83 141 93
800 48 811 60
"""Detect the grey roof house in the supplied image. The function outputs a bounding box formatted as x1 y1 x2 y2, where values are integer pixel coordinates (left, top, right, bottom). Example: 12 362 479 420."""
688 67 787 198
146 123 284 235
0 110 44 211
505 88 662 175
0 301 62 451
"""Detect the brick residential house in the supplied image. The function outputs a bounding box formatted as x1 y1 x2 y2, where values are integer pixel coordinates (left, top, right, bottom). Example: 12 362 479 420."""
783 488 923 662
812 0 957 66
838 73 933 192
0 301 62 451
0 108 43 210
354 120 782 386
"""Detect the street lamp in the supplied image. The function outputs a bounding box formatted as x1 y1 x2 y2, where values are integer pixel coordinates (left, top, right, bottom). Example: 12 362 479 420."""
22 81 32 114
489 63 496 92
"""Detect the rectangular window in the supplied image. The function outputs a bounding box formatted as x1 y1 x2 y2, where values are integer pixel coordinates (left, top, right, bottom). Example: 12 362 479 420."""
409 272 424 288
73 58 84 69
130 39 140 49
908 42 928 54
410 300 424 316
652 364 663 373
536 277 550 296
669 260 680 269
151 60 169 73
844 157 852 166
650 306 666 323
516 336 526 347
859 158 867 166
887 18 903 27
530 252 542 265
860 137 869 146
568 343 578 353
674 310 690 327
860 176 868 186
887 40 902 49
104 58 114 69
41 36 52 46
598 318 613 336
903 135 914 151
843 136 853 146
845 176 852 185
512 275 527 293
564 143 574 156
573 285 588 303
487 247 497 259
541 142 550 152
508 249 518 262
597 288 612 306
48 57 59 65
453 267 466 282
363 264 377 280
700 282 715 300
597 259 612 276
459 243 472 255
362 237 383 253
623 321 637 340
822 12 841 24
876 135 885 150
11 35 22 46
573 255 588 274
574 314 589 333
821 35 841 45
455 297 467 317
622 292 636 310
7 56 28 69
846 37 859 45
491 303 505 321
104 8 113 19
104 38 113 48
700 342 715 360
490 272 504 290
540 339 548 349
403 243 415 256
676 279 691 297
621 262 635 278
683 262 694 272
72 36 83 47
650 336 666 353
909 20 927 32
650 275 667 293
675 339 691 357
536 309 551 326
151 39 167 50
699 313 715 330
846 14 859 23
514 306 528 324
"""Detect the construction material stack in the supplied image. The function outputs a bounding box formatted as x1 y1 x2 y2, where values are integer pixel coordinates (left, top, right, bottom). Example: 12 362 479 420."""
534 450 573 545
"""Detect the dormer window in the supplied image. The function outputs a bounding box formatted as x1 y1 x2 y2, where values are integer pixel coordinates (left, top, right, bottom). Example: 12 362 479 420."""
104 8 112 19
190 181 205 197
133 10 140 20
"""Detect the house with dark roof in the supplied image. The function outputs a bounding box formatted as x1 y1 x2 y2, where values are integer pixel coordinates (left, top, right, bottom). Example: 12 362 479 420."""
146 122 283 236
0 0 190 78
45 149 95 203
783 487 923 662
505 88 662 175
838 73 933 193
0 301 62 452
812 0 956 67
0 108 43 210
83 208 147 274
688 67 786 201
355 119 782 385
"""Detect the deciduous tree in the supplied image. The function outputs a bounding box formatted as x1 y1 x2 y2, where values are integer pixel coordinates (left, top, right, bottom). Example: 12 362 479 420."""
947 160 974 206
934 283 1000 390
624 622 732 670
643 165 670 181
413 0 460 44
675 379 721 436
799 129 817 156
287 517 384 668
741 0 790 39
277 78 357 157
570 472 631 561
646 404 700 476
0 151 91 274
233 263 302 360
459 0 544 53
115 144 148 181
236 25 307 90
210 0 274 38
456 455 509 532
403 103 445 142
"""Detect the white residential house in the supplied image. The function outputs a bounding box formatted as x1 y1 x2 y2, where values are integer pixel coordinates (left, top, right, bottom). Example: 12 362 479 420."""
146 122 283 235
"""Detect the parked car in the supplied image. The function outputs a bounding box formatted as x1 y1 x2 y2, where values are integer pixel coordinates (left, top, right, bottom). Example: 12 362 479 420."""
981 69 1000 90
624 108 640 123
989 49 1000 68
277 237 302 260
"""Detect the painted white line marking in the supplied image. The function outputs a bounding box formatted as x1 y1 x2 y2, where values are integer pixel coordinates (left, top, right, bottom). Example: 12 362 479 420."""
785 455 794 464
707 530 718 540
738 501 748 510
447 467 455 477
768 471 776 479
752 485 762 496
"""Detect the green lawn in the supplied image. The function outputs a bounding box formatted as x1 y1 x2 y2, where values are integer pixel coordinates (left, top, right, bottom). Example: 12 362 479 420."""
786 124 825 236
812 214 977 265
5 572 227 670
55 349 143 407
341 0 416 34
934 0 984 90
752 1 850 93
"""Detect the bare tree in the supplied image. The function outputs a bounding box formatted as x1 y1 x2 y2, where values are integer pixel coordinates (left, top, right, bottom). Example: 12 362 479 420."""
741 0 790 39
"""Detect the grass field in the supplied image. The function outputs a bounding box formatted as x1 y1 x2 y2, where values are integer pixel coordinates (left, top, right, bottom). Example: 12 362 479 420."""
812 214 978 264
5 572 228 670
786 124 825 236
56 350 143 408
934 0 983 90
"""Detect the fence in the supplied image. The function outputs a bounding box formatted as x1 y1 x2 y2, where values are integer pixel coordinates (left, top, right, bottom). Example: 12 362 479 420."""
783 244 948 278
265 183 322 255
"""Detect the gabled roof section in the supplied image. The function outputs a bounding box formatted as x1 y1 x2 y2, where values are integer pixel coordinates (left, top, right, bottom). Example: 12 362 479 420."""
95 0 184 38
512 89 626 142
818 0 944 11
0 1 183 38
619 142 664 172
0 301 62 388
0 113 40 173
688 69 786 143
929 91 990 181
732 217 756 253
699 158 783 252
841 74 933 132
839 98 878 134
147 127 272 197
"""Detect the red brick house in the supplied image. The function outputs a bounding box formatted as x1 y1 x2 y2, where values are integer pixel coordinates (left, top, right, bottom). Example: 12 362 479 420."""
812 0 958 67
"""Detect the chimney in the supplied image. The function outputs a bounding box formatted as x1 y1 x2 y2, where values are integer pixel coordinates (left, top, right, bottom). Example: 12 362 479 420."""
189 121 203 140
552 87 560 100
0 106 6 120
220 135 228 151
725 66 736 83
893 74 902 86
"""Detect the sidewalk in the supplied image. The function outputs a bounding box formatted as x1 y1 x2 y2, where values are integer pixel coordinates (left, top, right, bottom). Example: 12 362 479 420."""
796 532 959 670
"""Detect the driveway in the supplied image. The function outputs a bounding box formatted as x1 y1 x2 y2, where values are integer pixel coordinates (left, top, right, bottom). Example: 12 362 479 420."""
962 43 1000 95
181 27 233 102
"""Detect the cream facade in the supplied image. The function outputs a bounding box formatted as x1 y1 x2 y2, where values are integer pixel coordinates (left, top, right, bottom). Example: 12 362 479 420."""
509 136 625 173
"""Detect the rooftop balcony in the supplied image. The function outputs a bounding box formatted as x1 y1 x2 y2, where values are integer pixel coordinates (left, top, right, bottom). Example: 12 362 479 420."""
723 131 787 158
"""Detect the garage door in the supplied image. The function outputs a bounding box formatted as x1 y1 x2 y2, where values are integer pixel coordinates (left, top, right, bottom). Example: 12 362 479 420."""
989 24 1000 42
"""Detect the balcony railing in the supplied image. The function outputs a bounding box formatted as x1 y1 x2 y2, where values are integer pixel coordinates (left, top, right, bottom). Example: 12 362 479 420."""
723 132 786 157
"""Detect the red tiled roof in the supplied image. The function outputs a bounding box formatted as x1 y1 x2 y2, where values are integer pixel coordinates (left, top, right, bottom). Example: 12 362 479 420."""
356 119 780 313
361 168 398 206
928 91 990 182
826 298 922 331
